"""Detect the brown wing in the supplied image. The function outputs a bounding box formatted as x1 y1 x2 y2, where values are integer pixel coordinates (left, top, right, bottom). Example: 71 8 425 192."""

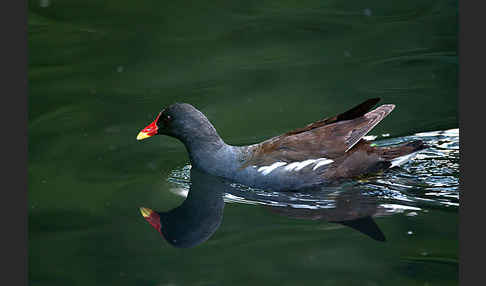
242 99 395 168
284 98 381 136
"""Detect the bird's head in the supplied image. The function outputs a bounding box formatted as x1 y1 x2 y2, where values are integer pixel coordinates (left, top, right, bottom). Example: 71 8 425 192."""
136 103 220 145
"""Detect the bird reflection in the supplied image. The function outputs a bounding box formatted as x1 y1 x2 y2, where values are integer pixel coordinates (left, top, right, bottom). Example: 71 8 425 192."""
140 168 386 248
140 168 225 248
263 191 386 242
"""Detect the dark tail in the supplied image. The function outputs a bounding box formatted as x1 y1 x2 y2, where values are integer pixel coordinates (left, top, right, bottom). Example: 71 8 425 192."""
330 98 381 123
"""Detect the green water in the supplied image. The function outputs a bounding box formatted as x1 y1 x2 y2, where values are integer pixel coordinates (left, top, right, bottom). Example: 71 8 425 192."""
28 0 458 285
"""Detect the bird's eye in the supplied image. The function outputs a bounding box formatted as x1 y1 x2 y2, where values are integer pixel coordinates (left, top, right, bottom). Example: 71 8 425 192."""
163 114 172 124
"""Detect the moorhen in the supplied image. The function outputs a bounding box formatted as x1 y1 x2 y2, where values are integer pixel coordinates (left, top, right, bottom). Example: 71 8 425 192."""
137 98 427 191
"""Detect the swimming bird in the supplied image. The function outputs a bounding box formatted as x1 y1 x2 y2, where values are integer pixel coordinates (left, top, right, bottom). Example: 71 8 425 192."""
136 98 427 191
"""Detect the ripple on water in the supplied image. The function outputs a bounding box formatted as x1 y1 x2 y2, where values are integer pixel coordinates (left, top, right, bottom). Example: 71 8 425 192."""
167 129 459 216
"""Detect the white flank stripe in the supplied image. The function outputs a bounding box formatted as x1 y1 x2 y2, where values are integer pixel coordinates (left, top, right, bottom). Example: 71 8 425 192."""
257 162 287 175
284 162 303 171
282 158 335 172
294 159 318 171
312 158 334 170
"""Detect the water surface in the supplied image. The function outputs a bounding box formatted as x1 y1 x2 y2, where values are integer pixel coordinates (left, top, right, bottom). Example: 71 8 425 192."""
28 0 457 285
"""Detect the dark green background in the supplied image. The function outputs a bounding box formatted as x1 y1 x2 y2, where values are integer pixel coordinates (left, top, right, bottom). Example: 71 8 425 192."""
28 0 457 285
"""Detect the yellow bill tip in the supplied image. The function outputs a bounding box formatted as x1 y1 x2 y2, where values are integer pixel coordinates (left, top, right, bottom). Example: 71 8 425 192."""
136 131 151 141
139 207 153 218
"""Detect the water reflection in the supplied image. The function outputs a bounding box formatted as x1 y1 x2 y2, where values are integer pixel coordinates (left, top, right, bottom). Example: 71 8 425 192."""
142 167 392 248
141 168 225 248
263 188 387 242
